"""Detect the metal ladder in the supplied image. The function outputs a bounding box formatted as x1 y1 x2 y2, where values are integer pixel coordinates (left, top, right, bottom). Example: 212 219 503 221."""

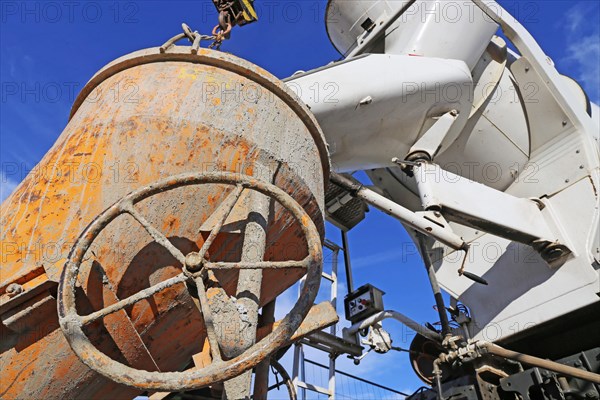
292 232 360 400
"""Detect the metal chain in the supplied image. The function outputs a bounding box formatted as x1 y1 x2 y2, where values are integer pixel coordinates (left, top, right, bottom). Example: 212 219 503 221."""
183 23 227 51
160 23 228 54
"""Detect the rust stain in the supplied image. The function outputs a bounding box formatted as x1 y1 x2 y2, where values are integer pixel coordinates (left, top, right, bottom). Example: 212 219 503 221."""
1 47 326 398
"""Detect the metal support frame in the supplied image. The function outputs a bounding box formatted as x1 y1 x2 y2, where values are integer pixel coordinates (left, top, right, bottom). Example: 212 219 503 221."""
223 191 270 399
411 162 572 264
471 0 596 136
330 172 467 251
304 359 410 398
292 238 351 400
326 241 338 399
340 231 354 293
344 310 442 343
416 233 451 336
252 300 276 400
407 110 459 162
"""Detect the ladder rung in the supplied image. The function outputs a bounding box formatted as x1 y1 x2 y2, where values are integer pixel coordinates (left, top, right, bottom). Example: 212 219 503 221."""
321 272 335 282
296 381 331 396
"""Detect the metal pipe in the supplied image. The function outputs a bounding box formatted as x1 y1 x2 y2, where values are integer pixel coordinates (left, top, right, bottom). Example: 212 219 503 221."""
328 247 339 400
433 359 445 400
223 191 270 398
345 310 443 342
341 230 354 293
253 300 277 400
416 232 451 336
476 342 600 384
331 172 467 251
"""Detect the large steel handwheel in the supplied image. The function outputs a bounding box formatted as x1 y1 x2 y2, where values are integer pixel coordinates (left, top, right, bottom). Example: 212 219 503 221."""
57 172 323 391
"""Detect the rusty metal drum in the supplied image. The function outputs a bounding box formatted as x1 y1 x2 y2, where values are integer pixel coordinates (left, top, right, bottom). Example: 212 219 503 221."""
0 46 328 399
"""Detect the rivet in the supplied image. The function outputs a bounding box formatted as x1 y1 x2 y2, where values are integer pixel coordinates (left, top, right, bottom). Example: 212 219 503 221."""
6 283 24 297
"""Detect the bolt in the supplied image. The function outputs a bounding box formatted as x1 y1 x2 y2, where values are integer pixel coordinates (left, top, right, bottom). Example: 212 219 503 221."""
574 360 582 367
434 211 441 217
542 371 551 378
185 252 204 272
6 283 23 297
543 244 566 263
547 249 563 260
565 179 570 183
562 121 568 127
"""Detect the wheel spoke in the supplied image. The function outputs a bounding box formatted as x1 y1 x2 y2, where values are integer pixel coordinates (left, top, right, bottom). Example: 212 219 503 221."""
204 258 310 270
123 203 187 265
80 273 188 325
197 184 244 260
192 276 223 362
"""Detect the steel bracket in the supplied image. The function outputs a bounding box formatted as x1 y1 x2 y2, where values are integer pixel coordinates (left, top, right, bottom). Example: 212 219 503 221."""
407 110 459 162
0 264 58 333
410 162 573 265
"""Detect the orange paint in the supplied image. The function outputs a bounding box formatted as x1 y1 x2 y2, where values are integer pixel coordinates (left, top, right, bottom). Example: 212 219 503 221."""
0 47 326 398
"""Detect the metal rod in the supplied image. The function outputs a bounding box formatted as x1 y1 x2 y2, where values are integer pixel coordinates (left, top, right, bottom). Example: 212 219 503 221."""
416 232 451 336
205 259 308 270
300 345 306 400
81 273 188 325
328 247 339 400
345 310 443 342
193 276 223 363
433 359 445 400
292 343 302 400
159 32 186 53
196 184 244 260
477 342 600 384
292 277 306 400
340 230 354 293
331 172 467 251
252 300 276 400
124 203 187 265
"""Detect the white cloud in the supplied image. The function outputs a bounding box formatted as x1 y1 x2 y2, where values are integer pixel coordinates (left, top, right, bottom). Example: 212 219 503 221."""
351 249 404 270
564 5 585 34
561 3 600 104
0 172 19 202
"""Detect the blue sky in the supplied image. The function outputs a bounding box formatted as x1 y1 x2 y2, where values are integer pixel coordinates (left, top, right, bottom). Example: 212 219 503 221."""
1 0 599 397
